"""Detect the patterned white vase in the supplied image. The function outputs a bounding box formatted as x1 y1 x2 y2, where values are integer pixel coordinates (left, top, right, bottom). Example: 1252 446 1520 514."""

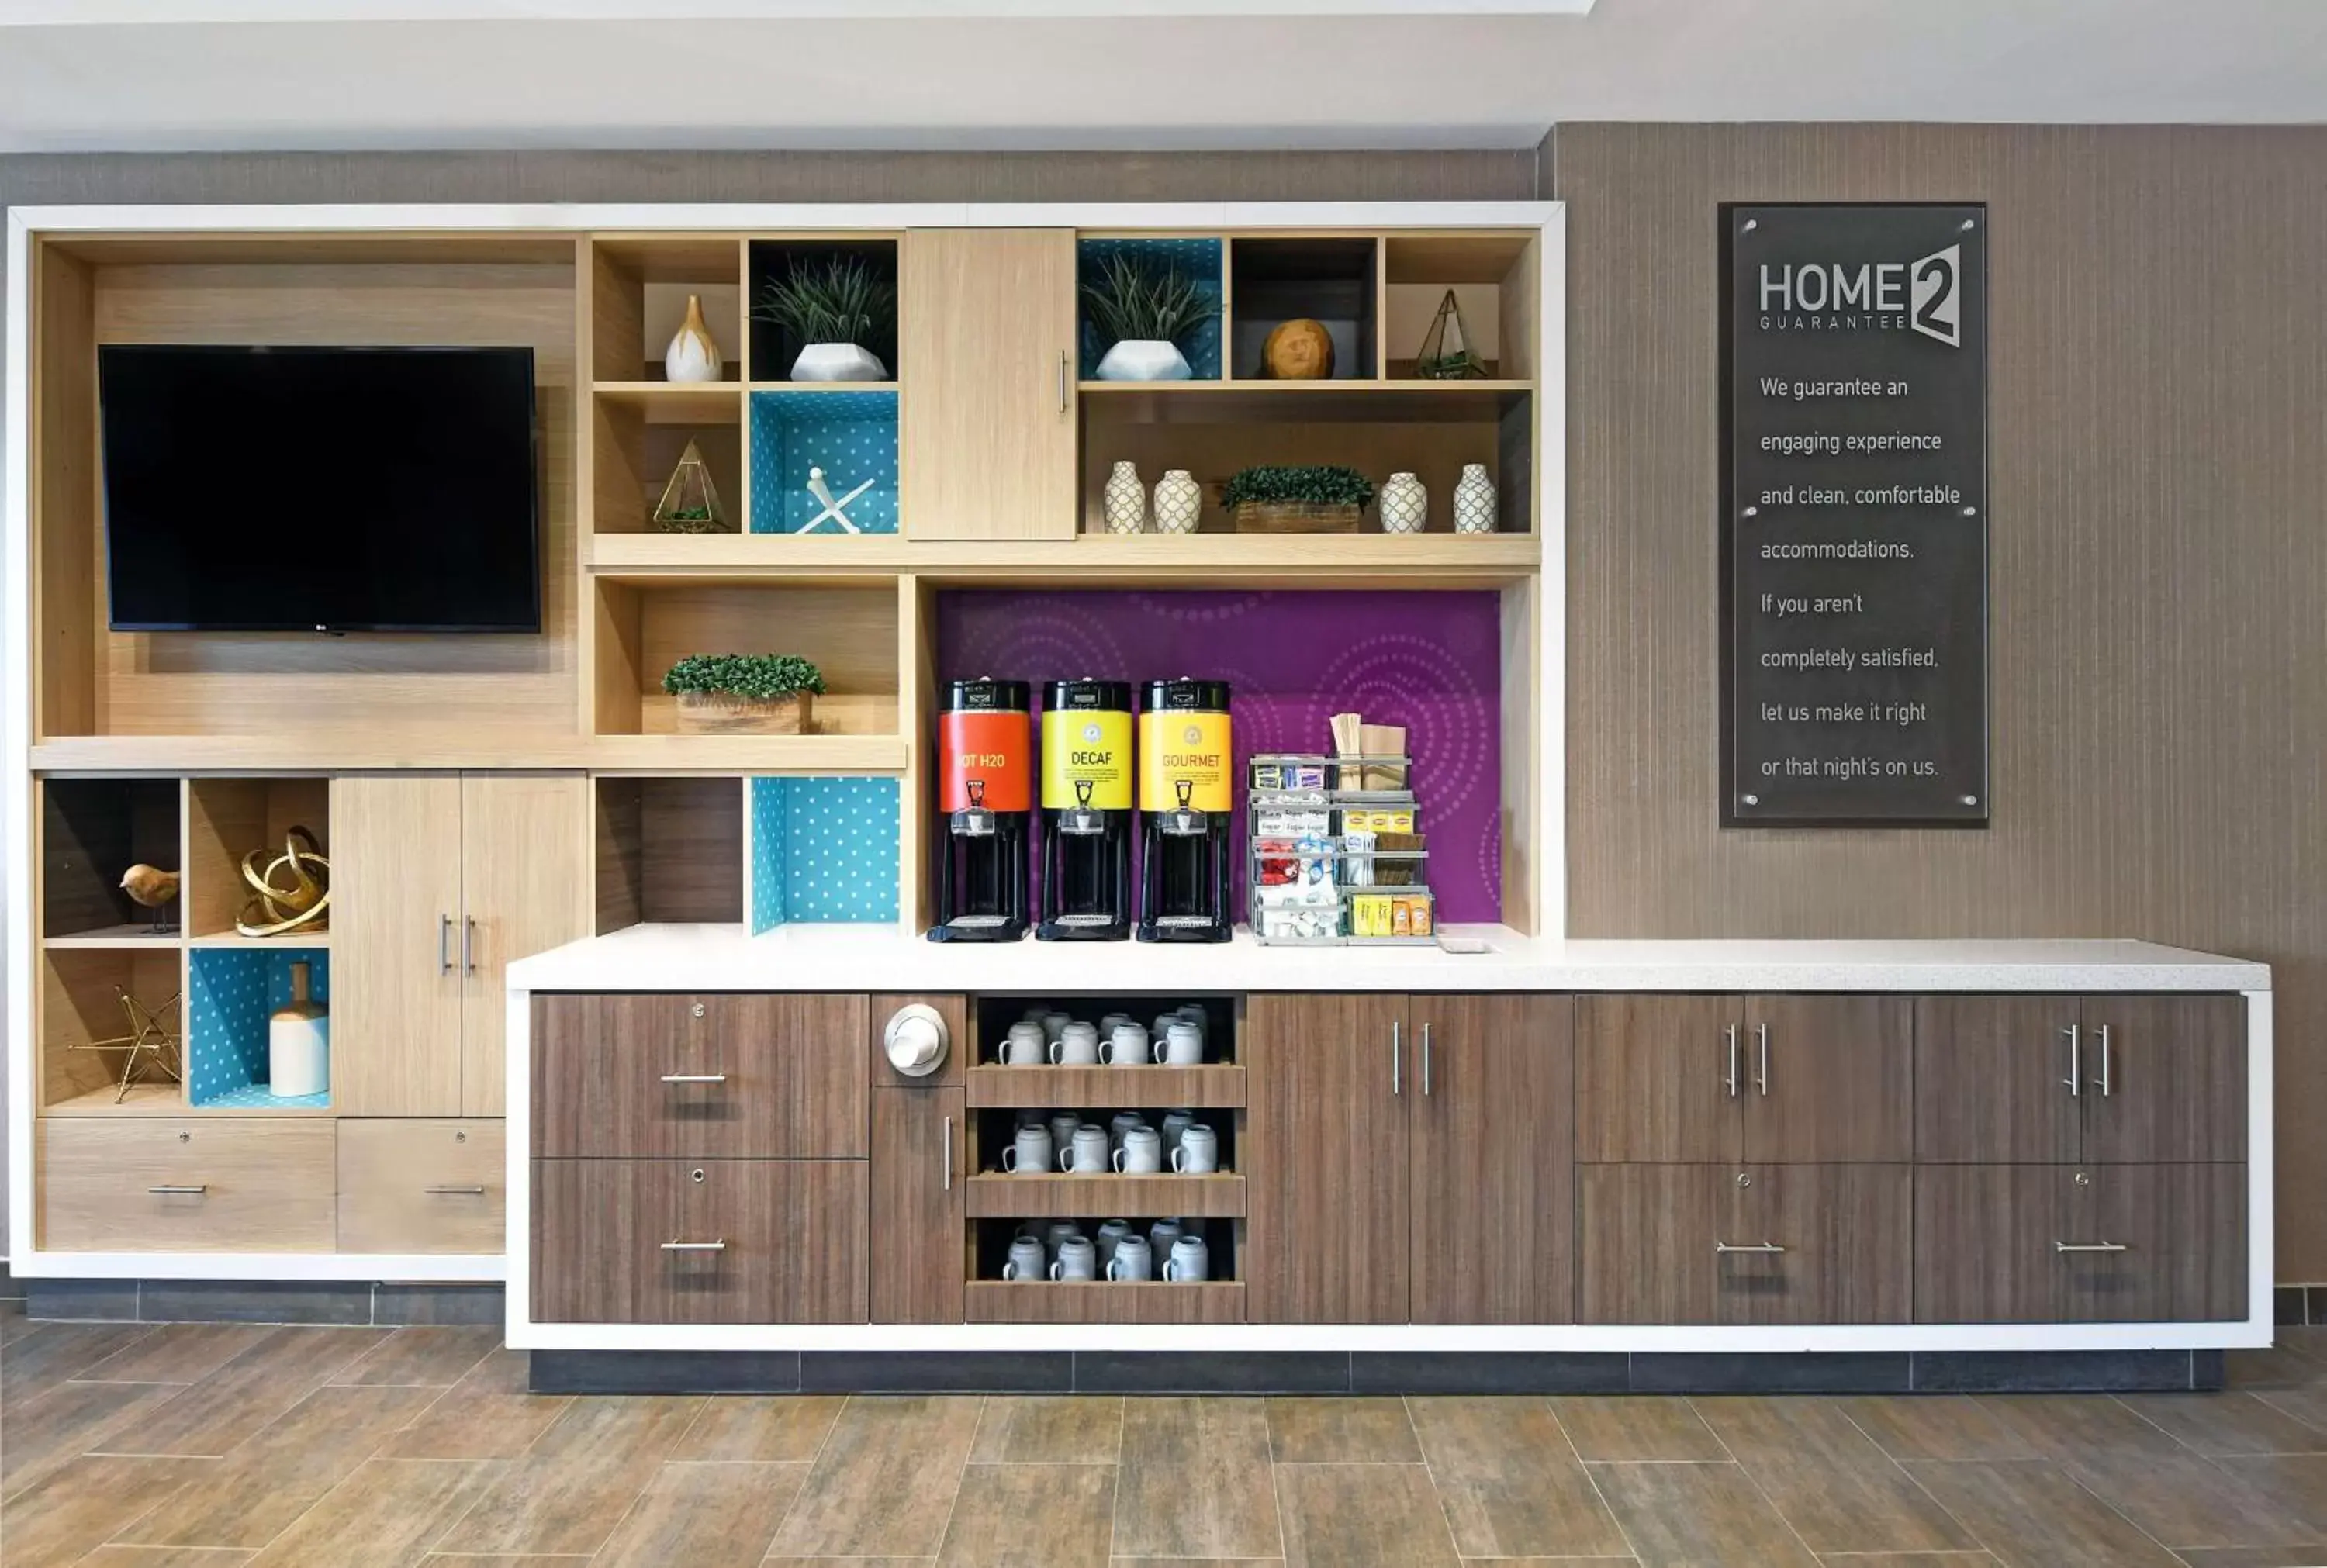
1379 471 1427 534
1454 463 1497 534
1102 461 1146 534
663 294 723 383
1154 469 1202 534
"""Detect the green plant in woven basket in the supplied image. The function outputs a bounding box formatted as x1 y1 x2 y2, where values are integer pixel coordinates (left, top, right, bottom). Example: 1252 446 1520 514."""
662 653 828 700
1081 252 1218 347
1221 465 1376 509
752 257 895 348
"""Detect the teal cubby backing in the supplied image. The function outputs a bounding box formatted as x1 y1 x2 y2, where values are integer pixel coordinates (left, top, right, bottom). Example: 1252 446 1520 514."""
1078 236 1225 381
749 389 899 535
187 947 330 1110
750 776 901 934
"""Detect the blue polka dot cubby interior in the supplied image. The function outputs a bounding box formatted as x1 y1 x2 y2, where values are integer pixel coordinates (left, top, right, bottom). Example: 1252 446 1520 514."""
750 775 901 934
749 389 899 535
1077 237 1225 381
186 947 330 1109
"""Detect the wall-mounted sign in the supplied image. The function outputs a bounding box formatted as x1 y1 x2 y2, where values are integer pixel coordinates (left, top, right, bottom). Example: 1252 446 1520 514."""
1722 202 1989 827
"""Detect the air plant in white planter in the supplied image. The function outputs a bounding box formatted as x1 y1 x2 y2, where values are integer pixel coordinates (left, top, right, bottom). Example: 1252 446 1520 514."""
753 257 895 382
1082 252 1216 382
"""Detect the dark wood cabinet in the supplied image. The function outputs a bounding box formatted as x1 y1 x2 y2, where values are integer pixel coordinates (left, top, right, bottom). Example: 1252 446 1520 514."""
1914 996 2083 1162
1576 1163 1725 1323
1246 993 1410 1325
1409 994 1573 1325
1574 994 1741 1162
1914 1164 2070 1321
870 1087 964 1324
1717 1164 1910 1325
1741 996 1914 1162
2080 996 2246 1163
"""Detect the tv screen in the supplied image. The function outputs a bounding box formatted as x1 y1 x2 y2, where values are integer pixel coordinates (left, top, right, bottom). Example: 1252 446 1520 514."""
99 344 541 633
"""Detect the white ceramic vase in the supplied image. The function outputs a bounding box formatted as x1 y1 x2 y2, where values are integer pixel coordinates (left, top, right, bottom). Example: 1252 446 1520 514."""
1153 469 1202 534
1094 339 1194 382
1454 462 1497 534
1379 471 1427 534
663 294 724 383
1103 461 1146 534
790 342 889 382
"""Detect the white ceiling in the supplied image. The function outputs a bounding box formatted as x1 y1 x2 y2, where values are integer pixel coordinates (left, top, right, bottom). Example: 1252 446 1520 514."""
1 0 2322 154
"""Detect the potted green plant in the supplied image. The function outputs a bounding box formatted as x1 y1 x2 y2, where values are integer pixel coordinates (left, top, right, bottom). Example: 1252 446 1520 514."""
1081 252 1217 382
662 653 828 734
1220 465 1376 534
752 257 895 382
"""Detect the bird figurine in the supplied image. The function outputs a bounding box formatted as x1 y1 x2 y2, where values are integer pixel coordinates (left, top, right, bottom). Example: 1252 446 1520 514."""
119 864 180 934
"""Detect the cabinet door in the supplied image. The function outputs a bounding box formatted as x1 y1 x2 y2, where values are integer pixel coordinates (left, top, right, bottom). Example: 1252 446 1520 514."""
1717 1165 1910 1325
334 775 466 1115
1409 994 1572 1324
1914 996 2083 1162
1913 1165 2072 1322
871 1087 965 1324
459 772 588 1117
1575 1164 1724 1323
2071 1162 2247 1323
1246 993 1409 1324
900 229 1078 540
1741 995 1914 1162
1573 995 1741 1162
2080 996 2246 1163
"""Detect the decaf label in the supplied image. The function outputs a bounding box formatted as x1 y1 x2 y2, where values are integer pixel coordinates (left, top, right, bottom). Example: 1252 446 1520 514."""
1042 707 1132 810
1138 710 1232 813
1724 203 1989 827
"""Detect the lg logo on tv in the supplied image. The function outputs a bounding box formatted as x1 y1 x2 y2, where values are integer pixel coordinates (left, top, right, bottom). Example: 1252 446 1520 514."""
1755 243 1963 347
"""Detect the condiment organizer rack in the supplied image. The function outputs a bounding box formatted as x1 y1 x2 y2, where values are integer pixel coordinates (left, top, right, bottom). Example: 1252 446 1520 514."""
1246 752 1436 945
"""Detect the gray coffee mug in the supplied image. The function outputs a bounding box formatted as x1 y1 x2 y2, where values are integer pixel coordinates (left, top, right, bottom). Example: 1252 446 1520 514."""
1003 1021 1046 1065
1164 1235 1210 1283
1003 1236 1047 1281
1053 1021 1101 1065
1002 1124 1053 1174
1161 1108 1195 1148
1049 1111 1081 1153
1149 1217 1184 1255
1114 1125 1164 1174
1109 1111 1147 1153
1171 1124 1219 1174
1065 1124 1111 1173
1051 1235 1098 1281
1107 1235 1155 1281
1104 1022 1149 1068
1046 1220 1084 1258
1095 1218 1133 1265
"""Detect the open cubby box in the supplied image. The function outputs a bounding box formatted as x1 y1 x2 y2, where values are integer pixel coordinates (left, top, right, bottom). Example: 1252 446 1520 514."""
591 236 744 383
746 238 901 384
41 778 181 941
1078 383 1533 535
970 995 1237 1066
1230 237 1378 380
749 390 899 535
1381 232 1542 382
968 1218 1245 1323
593 774 900 934
40 946 185 1114
970 1108 1240 1179
185 947 330 1110
590 579 901 737
1078 236 1224 382
750 776 900 930
185 776 329 941
592 386 744 534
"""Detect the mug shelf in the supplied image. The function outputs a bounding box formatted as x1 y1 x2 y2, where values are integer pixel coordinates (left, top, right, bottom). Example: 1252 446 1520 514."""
964 1280 1246 1325
964 1172 1245 1219
965 1064 1247 1108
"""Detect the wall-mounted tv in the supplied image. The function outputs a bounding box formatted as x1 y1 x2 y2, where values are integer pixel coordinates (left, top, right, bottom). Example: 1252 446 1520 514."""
99 344 541 633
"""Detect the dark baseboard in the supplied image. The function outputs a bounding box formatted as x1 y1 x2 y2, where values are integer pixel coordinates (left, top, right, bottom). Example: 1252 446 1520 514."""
529 1345 2227 1396
21 1276 503 1328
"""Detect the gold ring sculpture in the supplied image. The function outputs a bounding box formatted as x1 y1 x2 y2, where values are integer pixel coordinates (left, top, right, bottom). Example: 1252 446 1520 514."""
235 824 331 938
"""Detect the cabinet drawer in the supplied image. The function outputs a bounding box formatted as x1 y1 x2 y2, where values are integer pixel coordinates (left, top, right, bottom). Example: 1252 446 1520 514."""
532 993 868 1159
338 1119 504 1254
531 1158 868 1324
1576 1164 1725 1323
40 1118 335 1252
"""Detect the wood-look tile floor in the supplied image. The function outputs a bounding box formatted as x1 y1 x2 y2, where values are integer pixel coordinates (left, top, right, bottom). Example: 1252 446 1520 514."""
12 1305 2327 1568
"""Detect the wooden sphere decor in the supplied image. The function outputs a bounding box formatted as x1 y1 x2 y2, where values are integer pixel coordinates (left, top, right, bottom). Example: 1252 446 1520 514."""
1262 318 1336 380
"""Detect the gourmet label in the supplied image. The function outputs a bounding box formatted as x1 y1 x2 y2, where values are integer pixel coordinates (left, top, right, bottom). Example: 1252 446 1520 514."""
1041 706 1132 810
1138 709 1232 813
939 709 1030 813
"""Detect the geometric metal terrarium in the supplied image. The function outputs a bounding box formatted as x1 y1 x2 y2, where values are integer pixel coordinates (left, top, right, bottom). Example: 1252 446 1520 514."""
652 438 730 533
1412 287 1487 380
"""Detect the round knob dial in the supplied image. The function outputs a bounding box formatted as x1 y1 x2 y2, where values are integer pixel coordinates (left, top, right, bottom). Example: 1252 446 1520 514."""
883 1003 949 1078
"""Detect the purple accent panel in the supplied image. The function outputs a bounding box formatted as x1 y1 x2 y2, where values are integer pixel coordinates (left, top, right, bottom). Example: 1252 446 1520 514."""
934 589 1503 922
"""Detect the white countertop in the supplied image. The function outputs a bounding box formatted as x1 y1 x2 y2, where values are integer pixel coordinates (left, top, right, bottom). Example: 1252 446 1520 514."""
507 924 2269 994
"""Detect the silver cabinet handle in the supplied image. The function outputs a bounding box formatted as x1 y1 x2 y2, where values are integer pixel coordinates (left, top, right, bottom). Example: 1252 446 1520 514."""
1391 1020 1402 1097
662 1239 728 1252
1714 1241 1787 1255
438 913 454 974
462 914 477 976
1724 1023 1740 1097
426 1185 487 1196
2096 1023 2112 1097
942 1114 954 1192
1755 1021 1770 1096
659 1073 728 1083
148 1184 207 1195
1421 1021 1433 1097
2054 1240 2128 1254
1057 348 1070 414
2062 1024 2081 1097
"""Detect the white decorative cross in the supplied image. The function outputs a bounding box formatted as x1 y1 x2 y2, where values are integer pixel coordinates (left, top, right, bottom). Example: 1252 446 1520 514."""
804 466 876 534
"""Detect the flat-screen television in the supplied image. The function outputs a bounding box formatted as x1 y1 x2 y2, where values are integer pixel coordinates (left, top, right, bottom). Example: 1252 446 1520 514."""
99 344 541 633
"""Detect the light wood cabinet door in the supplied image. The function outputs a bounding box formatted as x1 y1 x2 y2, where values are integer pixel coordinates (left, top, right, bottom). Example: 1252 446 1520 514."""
1717 1164 1910 1325
1914 996 2083 1162
333 775 465 1116
1409 994 1572 1324
1573 995 1742 1162
337 1119 504 1254
1741 995 1914 1162
1575 1164 1725 1324
459 772 588 1117
1246 993 1409 1325
870 1087 965 1324
2079 996 2246 1163
41 1118 337 1253
900 229 1078 540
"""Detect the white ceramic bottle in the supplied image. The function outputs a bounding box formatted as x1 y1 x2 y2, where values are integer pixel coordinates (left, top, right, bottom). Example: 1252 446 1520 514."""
1379 471 1427 534
268 959 329 1098
1454 463 1497 533
662 294 724 384
1153 469 1202 534
1103 461 1147 534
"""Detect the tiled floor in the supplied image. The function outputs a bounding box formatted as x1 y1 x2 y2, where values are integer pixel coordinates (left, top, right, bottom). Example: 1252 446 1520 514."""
11 1302 2327 1568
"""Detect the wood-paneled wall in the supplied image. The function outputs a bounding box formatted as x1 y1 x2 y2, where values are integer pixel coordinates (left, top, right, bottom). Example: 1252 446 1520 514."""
1556 124 2327 1278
